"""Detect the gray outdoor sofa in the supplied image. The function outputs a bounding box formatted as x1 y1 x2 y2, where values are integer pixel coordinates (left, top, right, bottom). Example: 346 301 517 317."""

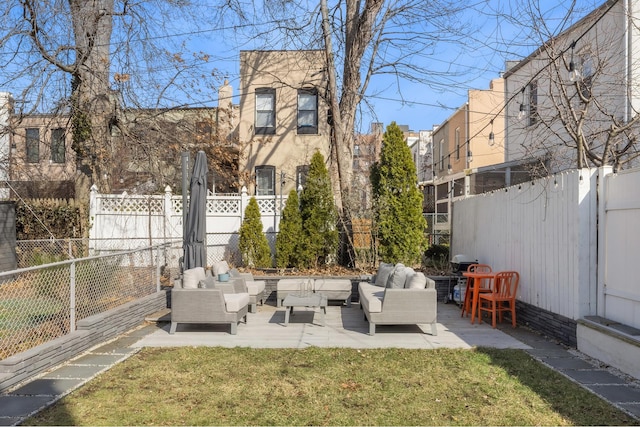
358 263 438 336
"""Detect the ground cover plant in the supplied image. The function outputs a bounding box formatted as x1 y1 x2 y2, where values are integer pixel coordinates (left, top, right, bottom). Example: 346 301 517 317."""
27 347 636 426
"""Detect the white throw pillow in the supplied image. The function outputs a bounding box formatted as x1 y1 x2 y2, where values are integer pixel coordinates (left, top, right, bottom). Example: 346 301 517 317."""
406 272 428 289
212 261 230 276
183 267 206 289
386 264 409 289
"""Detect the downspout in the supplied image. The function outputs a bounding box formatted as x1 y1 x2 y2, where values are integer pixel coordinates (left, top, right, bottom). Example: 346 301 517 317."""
504 74 511 187
625 0 631 124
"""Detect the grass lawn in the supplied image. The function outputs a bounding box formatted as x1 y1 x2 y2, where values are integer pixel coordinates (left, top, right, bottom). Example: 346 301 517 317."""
27 347 637 426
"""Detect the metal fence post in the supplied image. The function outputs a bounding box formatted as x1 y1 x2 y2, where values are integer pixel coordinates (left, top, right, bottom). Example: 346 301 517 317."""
70 260 76 332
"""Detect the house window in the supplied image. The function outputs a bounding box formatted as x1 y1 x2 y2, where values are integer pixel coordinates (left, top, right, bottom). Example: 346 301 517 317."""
255 89 276 135
296 165 309 190
51 128 65 164
580 55 594 98
255 165 275 195
297 89 318 134
455 128 460 160
439 139 445 170
528 81 538 126
26 128 39 163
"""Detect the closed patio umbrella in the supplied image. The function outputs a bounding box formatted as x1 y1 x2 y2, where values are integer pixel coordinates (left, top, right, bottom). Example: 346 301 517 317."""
183 150 208 270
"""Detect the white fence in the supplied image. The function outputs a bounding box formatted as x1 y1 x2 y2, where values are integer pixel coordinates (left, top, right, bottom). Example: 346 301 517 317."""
598 167 640 328
89 185 286 268
452 167 640 330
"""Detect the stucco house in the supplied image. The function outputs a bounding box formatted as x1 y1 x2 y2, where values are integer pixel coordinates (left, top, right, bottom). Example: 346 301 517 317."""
238 50 330 196
422 78 507 239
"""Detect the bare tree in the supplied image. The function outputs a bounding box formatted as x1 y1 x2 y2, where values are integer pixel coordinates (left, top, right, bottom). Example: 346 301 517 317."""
501 1 640 172
0 0 222 198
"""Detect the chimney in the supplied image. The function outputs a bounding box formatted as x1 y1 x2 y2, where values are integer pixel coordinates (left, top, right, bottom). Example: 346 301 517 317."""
218 78 232 109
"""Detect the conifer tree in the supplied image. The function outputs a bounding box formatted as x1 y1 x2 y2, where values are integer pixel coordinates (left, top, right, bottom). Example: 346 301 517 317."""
370 122 427 264
299 151 339 268
276 189 303 269
239 197 272 268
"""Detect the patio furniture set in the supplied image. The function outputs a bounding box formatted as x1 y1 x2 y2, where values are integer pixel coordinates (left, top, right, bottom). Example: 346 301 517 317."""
169 260 518 335
460 263 520 328
169 262 441 335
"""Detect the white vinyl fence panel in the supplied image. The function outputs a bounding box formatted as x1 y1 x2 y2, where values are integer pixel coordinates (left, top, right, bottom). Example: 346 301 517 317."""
451 169 598 321
600 168 640 329
89 185 285 269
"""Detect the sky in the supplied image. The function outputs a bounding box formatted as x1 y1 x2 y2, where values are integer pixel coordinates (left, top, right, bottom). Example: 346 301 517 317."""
185 0 604 133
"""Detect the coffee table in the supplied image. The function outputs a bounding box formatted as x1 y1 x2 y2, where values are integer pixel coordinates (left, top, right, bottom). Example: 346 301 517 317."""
282 293 328 326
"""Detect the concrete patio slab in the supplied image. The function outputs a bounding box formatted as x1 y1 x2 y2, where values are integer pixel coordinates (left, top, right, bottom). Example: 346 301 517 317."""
132 301 531 350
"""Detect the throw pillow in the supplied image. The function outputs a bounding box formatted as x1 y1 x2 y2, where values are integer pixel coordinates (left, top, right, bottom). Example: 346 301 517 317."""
386 264 409 289
401 268 416 288
198 276 216 289
183 267 206 289
406 272 428 289
374 262 394 287
212 261 230 276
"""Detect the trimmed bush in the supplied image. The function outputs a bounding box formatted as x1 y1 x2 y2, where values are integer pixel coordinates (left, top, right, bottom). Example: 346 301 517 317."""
238 197 272 268
299 151 339 268
276 189 303 268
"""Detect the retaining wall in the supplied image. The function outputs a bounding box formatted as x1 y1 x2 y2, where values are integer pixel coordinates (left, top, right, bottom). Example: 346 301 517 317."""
0 291 167 393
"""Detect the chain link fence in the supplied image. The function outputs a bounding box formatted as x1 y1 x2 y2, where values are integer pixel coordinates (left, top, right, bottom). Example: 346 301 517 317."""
0 245 167 360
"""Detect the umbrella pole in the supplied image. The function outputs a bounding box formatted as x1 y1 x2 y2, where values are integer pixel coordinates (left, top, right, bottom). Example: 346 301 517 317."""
181 152 189 273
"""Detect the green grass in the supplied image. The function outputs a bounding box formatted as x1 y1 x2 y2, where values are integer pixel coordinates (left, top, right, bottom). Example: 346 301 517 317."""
27 347 637 426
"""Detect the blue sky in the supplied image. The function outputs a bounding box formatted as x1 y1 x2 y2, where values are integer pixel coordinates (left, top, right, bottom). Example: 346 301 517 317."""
185 0 604 133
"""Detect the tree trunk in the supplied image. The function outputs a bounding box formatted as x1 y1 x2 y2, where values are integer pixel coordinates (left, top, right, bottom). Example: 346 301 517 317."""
69 0 115 194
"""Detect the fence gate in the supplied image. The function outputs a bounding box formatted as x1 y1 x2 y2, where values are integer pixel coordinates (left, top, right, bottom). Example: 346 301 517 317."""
599 167 640 329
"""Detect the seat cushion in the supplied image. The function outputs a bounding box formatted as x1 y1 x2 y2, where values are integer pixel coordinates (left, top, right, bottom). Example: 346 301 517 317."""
359 282 384 313
277 278 306 291
183 267 206 289
314 279 351 292
246 280 266 295
223 292 250 312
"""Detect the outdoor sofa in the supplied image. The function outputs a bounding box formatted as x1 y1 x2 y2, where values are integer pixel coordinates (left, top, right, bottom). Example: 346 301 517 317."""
170 267 249 335
358 263 438 336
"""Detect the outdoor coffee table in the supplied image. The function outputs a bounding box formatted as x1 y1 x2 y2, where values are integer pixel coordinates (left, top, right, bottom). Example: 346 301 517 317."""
282 293 328 326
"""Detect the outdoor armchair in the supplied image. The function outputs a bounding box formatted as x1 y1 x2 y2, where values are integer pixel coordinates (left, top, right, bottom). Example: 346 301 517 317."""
170 277 249 335
228 268 266 313
212 261 265 313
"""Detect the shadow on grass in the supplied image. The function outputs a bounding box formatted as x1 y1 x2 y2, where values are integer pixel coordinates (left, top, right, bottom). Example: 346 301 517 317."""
476 347 637 426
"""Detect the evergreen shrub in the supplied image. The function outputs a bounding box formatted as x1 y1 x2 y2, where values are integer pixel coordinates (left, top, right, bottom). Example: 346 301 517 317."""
239 197 272 268
370 122 427 265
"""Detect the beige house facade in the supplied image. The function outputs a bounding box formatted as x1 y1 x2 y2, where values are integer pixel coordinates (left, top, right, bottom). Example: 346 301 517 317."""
238 50 330 196
430 78 506 218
